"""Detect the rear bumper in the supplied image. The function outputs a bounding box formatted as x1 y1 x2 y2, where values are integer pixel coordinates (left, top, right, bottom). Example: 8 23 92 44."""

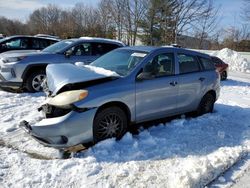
20 108 97 149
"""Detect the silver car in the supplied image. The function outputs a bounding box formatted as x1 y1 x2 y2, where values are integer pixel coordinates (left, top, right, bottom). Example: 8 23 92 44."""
20 46 220 149
0 37 125 92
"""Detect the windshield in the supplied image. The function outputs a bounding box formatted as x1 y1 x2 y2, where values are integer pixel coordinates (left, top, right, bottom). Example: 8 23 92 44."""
0 38 5 43
42 40 74 53
90 49 148 76
0 37 8 43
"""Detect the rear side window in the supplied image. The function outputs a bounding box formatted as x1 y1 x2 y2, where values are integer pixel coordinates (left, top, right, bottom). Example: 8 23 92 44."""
32 39 49 49
178 54 200 74
92 43 120 56
199 57 215 70
3 38 29 49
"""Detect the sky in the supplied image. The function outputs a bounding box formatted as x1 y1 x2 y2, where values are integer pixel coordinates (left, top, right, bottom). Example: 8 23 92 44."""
0 0 245 29
0 0 100 21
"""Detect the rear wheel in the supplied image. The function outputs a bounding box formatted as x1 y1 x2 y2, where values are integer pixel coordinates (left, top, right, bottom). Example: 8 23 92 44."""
196 93 215 116
25 71 46 92
221 71 227 80
93 107 128 143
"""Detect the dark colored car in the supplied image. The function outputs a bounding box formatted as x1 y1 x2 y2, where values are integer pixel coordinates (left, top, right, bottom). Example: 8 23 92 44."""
0 35 60 54
0 37 125 92
211 56 229 80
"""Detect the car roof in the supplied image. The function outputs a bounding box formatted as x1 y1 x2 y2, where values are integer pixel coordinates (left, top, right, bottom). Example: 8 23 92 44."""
121 46 159 52
120 46 211 58
34 34 60 39
211 56 220 59
1 35 60 41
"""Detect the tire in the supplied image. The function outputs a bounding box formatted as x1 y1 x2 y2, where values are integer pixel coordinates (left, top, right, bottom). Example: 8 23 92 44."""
221 71 227 80
196 93 215 116
25 71 46 92
93 107 128 143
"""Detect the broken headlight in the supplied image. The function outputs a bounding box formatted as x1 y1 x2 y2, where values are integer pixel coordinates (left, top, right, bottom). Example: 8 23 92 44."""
46 90 88 107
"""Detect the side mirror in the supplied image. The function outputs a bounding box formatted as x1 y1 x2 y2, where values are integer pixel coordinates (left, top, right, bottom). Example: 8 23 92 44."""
136 72 154 81
65 49 73 58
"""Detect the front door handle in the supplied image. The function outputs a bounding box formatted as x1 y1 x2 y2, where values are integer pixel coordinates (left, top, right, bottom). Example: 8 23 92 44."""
199 77 205 82
170 81 178 86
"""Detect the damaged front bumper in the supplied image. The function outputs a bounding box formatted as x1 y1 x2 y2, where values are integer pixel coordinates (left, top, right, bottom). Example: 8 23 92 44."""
20 107 97 149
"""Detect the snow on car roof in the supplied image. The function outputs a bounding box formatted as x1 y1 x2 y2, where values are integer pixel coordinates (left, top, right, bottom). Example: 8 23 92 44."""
79 37 125 46
0 35 60 41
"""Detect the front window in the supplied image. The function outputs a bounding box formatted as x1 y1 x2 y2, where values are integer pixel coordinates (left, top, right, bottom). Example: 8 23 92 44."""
91 49 147 76
143 53 175 77
0 38 7 43
69 43 91 56
42 40 74 53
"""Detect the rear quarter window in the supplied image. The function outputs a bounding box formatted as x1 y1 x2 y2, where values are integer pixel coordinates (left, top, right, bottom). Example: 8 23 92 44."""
92 42 121 56
199 57 215 71
178 54 200 74
32 38 58 49
212 57 224 65
48 39 58 46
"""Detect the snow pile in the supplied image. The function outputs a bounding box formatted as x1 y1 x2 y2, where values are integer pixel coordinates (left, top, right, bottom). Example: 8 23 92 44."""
75 62 120 77
0 91 60 158
212 48 250 73
0 92 45 133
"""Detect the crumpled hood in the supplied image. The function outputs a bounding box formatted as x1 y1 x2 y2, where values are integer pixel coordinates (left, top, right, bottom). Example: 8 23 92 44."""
46 63 119 94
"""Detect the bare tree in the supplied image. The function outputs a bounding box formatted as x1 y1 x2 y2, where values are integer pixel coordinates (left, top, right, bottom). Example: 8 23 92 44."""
98 0 116 38
192 0 220 49
241 0 250 21
0 0 225 49
140 0 177 45
28 4 62 35
172 0 218 43
122 0 147 45
0 17 27 35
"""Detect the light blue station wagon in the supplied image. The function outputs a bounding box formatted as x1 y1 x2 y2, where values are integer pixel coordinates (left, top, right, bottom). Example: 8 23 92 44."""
20 46 220 149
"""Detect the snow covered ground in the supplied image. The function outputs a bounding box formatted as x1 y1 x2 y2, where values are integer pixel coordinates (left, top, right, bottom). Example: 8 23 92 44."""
0 71 250 188
1 46 250 187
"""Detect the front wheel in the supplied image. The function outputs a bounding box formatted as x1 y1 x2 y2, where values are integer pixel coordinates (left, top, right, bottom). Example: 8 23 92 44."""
196 93 215 116
93 107 128 143
25 71 46 92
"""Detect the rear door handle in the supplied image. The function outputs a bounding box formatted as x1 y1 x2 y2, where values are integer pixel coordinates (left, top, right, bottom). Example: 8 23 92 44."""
170 81 178 86
199 77 205 82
